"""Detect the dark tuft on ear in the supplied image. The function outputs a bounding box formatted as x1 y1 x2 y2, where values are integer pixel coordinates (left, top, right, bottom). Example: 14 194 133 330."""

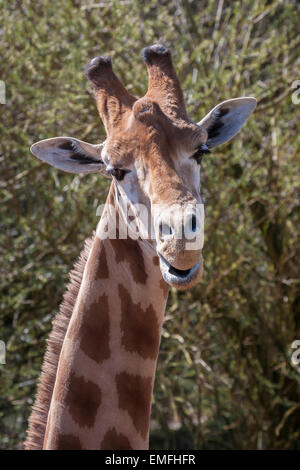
69 153 101 164
59 140 103 164
206 120 223 139
206 108 230 140
142 44 171 65
218 108 230 117
59 140 83 155
59 141 74 151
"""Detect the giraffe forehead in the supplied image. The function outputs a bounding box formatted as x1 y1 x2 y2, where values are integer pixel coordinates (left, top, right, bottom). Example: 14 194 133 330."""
104 101 204 157
104 125 202 172
103 141 135 167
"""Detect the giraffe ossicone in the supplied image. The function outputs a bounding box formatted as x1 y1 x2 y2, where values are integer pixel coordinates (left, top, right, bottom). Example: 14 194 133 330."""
26 44 256 450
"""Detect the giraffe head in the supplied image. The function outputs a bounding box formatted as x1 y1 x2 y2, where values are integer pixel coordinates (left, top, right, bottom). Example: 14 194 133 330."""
31 44 256 290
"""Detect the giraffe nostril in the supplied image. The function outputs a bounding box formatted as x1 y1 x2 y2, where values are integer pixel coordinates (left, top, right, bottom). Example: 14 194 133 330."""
159 222 173 238
191 214 197 232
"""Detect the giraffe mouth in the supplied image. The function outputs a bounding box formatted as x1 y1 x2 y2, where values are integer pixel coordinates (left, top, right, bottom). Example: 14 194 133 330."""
158 253 202 289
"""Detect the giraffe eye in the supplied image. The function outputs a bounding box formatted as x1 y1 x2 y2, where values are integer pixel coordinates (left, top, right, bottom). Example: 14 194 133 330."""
110 168 129 181
191 144 211 165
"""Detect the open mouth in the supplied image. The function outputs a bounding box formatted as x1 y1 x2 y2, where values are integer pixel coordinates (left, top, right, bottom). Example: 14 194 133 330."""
169 265 193 277
158 253 202 289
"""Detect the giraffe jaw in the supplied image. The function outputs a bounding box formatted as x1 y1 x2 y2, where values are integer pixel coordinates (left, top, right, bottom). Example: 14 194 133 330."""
158 253 203 290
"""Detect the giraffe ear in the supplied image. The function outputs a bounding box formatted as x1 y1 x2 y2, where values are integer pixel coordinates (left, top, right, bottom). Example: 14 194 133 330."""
30 137 106 174
198 97 257 149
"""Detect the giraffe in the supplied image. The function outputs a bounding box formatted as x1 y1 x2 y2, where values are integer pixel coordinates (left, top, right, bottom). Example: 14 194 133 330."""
25 44 256 450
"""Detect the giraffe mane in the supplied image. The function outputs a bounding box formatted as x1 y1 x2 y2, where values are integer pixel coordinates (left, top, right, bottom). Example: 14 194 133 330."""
24 233 95 450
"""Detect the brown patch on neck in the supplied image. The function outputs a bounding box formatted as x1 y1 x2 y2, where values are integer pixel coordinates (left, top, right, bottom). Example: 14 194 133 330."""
54 433 83 450
152 255 159 266
110 237 148 284
159 278 169 297
80 296 110 362
68 293 110 364
119 284 160 359
24 234 95 450
93 237 109 279
65 372 102 428
116 372 152 439
101 428 133 450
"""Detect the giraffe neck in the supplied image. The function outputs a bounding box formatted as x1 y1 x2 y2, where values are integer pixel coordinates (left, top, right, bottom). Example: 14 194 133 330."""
43 185 169 450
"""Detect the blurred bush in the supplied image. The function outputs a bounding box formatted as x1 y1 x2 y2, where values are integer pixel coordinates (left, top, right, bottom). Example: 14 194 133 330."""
0 0 299 449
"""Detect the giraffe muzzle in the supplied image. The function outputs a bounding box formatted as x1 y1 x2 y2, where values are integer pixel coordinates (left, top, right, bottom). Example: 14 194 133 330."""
158 253 203 290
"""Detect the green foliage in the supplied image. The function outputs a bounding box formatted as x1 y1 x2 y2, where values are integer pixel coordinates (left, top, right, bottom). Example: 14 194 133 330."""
0 0 299 449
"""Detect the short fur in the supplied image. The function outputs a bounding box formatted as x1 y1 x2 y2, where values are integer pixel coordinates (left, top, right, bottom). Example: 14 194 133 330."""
24 234 95 450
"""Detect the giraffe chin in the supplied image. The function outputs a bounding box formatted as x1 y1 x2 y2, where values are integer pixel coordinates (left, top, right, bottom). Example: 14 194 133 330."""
158 253 203 290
